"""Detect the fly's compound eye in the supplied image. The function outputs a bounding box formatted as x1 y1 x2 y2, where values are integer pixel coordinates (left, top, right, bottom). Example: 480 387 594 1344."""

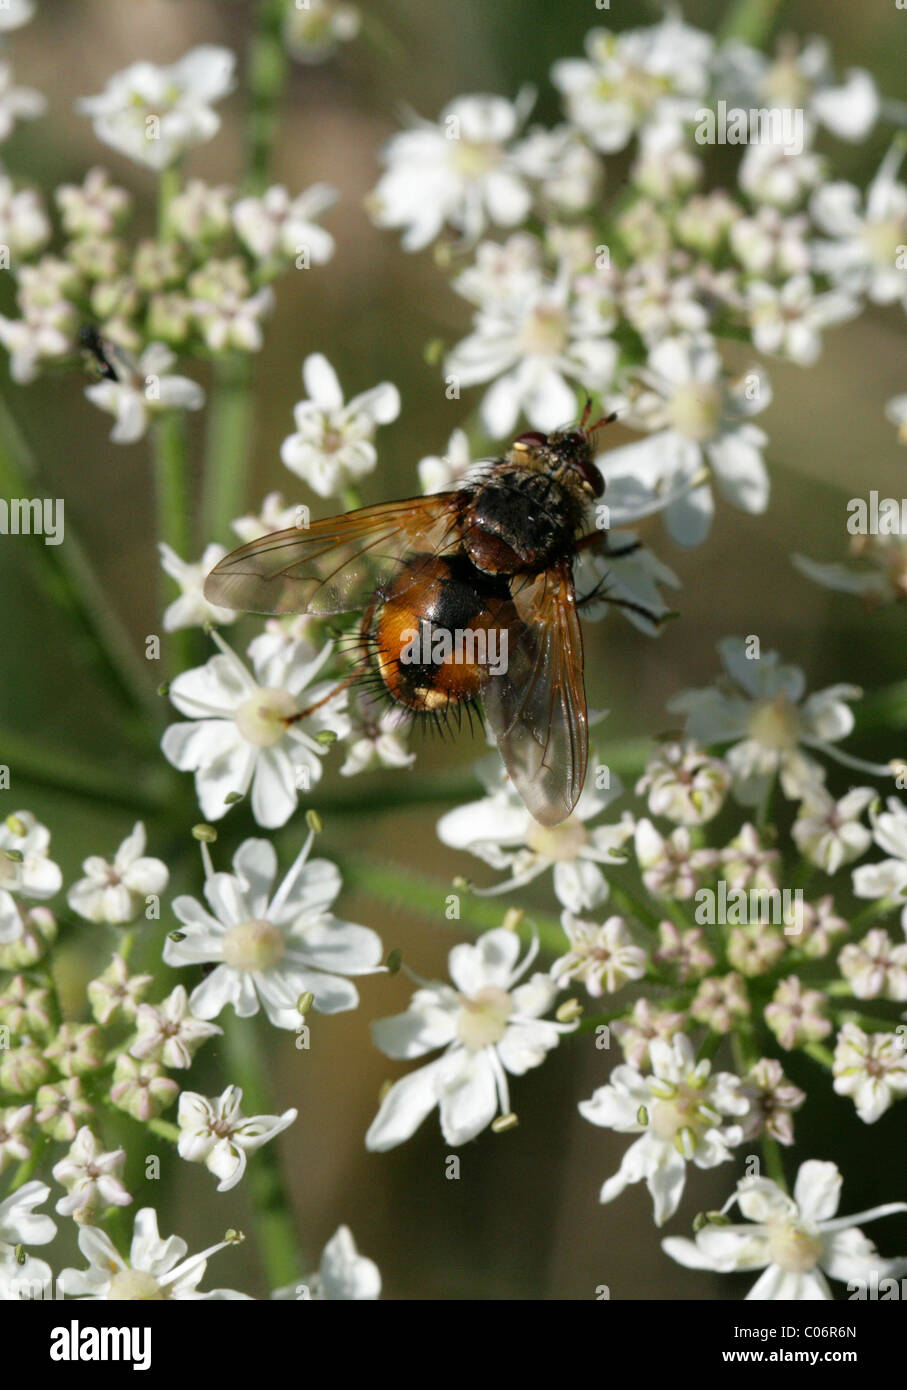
513 431 548 448
577 458 605 497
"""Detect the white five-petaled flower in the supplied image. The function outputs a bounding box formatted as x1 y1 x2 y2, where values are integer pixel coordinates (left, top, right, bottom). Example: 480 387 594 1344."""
369 91 534 251
177 1084 297 1192
551 912 647 997
58 1208 248 1300
85 342 204 444
165 832 383 1025
663 1161 907 1300
668 636 888 806
339 692 415 777
161 629 348 828
791 785 874 874
159 542 236 631
601 336 770 548
51 1127 131 1221
367 927 574 1150
231 491 303 544
280 352 400 498
839 930 907 1002
832 1023 907 1123
417 428 476 494
0 61 44 143
436 753 634 911
272 1226 381 1301
636 741 731 826
445 258 617 438
0 811 62 945
551 17 714 153
130 985 222 1069
579 1034 749 1226
78 46 236 171
811 145 907 309
852 797 907 934
572 529 680 637
67 821 169 926
232 183 337 263
744 275 858 367
283 0 361 65
0 174 49 259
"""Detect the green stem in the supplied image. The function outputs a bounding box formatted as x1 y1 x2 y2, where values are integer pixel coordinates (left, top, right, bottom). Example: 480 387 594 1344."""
244 0 292 195
219 1014 299 1290
153 410 193 672
201 355 255 544
0 393 157 726
760 1134 788 1189
0 726 170 813
6 1133 51 1194
718 0 786 46
332 850 565 954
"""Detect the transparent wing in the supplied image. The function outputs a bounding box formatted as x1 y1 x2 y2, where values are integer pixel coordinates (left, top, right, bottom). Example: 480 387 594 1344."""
203 494 461 616
482 564 588 827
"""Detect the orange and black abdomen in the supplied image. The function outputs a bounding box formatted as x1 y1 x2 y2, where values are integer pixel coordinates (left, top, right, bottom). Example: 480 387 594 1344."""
371 553 519 713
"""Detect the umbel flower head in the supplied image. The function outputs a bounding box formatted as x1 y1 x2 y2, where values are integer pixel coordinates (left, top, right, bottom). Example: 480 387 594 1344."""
663 1161 907 1299
366 926 575 1149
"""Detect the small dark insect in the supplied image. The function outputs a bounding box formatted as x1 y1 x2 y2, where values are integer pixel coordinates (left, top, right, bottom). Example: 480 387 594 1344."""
204 403 657 827
79 324 124 382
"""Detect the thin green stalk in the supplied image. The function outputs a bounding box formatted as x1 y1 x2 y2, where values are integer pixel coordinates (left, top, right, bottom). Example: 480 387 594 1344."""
201 355 255 544
0 393 157 727
0 726 169 813
244 0 292 195
333 849 565 953
760 1134 788 1189
219 1014 300 1290
718 0 786 46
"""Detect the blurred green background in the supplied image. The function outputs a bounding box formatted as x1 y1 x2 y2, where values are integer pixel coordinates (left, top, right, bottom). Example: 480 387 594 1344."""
1 0 905 1299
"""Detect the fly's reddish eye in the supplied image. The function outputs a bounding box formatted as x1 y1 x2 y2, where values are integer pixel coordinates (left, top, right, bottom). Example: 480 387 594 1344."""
578 458 605 496
513 431 547 447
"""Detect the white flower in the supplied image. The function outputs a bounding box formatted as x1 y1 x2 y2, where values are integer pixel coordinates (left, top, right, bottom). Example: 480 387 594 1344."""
366 927 574 1149
417 428 476 494
280 352 400 498
663 1161 907 1299
130 986 222 1068
340 693 414 776
78 46 236 171
231 491 303 543
67 821 169 926
839 930 907 1002
512 123 602 214
551 17 713 153
852 798 907 934
161 630 348 828
738 139 825 209
0 174 49 259
0 1251 53 1300
620 258 709 347
56 167 130 238
793 536 907 607
446 260 617 438
0 2 35 31
636 741 730 825
85 342 204 444
232 183 336 263
668 636 887 805
0 299 74 383
579 1034 748 1226
745 275 858 366
811 145 907 308
51 1127 131 1221
165 832 383 1024
177 1084 297 1192
730 207 810 277
59 1208 248 1300
600 336 770 548
0 1180 56 1253
832 1023 907 1123
272 1226 380 1300
0 811 62 945
369 91 534 251
283 0 361 64
886 394 907 447
717 36 879 143
634 818 713 899
551 912 647 997
572 530 680 636
0 61 44 143
436 753 633 911
159 542 236 631
792 785 874 873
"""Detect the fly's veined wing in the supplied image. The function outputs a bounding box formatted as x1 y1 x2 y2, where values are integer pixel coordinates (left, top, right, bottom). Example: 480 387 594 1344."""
203 494 461 616
482 563 588 828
